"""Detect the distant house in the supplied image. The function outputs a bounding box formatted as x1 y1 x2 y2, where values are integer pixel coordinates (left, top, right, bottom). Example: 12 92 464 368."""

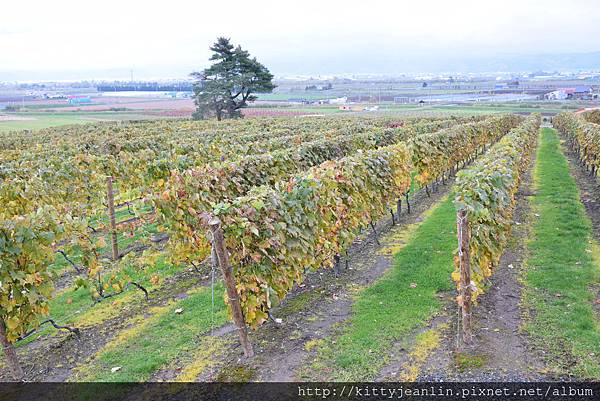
544 90 568 100
67 95 92 105
562 86 592 100
573 86 593 99
545 86 593 100
328 97 348 105
394 96 410 104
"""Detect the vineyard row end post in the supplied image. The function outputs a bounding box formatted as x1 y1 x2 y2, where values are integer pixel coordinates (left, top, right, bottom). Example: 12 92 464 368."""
0 318 24 381
209 218 254 358
457 209 472 344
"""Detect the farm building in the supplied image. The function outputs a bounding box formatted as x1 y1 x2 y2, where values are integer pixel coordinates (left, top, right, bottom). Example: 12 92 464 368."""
569 86 593 99
544 90 568 100
545 86 596 100
67 95 92 105
394 96 410 104
329 97 348 105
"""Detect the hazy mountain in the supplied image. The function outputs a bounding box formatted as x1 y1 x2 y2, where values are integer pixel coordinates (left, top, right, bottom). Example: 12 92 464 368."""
1 51 599 82
267 51 600 75
431 51 600 73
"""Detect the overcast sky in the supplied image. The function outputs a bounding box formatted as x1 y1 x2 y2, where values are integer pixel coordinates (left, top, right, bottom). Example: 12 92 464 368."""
1 0 600 80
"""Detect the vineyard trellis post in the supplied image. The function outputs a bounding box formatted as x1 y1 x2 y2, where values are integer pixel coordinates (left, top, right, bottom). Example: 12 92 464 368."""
106 176 119 261
209 218 254 357
0 319 23 381
457 209 472 344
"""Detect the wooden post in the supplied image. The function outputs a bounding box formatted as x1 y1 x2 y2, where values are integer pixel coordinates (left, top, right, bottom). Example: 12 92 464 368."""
209 218 254 357
106 176 119 261
334 254 341 276
0 319 23 381
396 198 402 217
457 209 472 344
369 220 380 245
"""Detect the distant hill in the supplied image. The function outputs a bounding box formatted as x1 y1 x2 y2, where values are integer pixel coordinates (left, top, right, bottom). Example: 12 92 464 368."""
1 51 599 81
268 51 600 75
441 51 600 73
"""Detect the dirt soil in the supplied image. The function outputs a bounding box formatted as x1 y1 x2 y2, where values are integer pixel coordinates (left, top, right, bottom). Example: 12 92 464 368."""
416 137 549 381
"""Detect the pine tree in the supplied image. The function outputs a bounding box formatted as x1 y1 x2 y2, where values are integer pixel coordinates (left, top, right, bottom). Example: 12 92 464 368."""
191 37 275 120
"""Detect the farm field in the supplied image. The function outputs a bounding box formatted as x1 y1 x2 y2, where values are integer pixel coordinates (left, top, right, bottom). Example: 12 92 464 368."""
0 110 599 392
0 111 161 132
0 100 581 134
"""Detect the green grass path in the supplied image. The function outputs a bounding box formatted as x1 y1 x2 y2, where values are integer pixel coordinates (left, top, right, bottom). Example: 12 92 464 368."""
523 128 600 378
72 283 227 382
309 196 456 380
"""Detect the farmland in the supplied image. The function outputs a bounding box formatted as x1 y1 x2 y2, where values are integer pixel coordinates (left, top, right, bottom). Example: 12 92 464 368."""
2 72 595 134
0 110 599 390
0 99 582 134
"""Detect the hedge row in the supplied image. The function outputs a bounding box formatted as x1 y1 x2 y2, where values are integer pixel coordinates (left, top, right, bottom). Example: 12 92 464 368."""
554 112 600 175
411 115 522 187
154 119 461 267
167 115 523 327
214 143 413 326
453 114 541 303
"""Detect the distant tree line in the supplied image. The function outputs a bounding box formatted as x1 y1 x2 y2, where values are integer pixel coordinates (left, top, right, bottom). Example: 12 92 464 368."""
96 83 195 92
305 83 333 91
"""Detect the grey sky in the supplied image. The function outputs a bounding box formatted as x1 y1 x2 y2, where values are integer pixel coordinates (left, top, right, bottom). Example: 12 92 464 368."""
1 0 599 79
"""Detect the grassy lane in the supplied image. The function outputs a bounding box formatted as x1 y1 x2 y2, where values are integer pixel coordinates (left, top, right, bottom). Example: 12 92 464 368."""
523 128 600 378
307 196 456 380
71 283 228 382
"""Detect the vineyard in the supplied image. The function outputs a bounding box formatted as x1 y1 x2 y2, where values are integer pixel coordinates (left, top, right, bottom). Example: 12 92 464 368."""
1 111 599 387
